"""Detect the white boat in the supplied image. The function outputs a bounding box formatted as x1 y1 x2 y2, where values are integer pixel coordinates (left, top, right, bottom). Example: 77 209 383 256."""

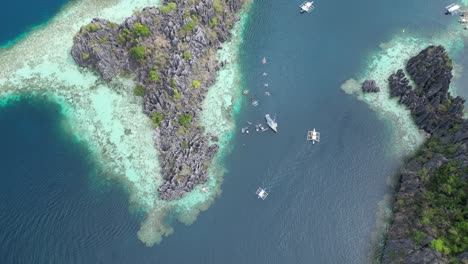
265 114 278 133
300 1 314 13
256 187 269 200
307 128 320 144
445 3 461 15
262 57 267 64
251 98 259 106
243 90 249 95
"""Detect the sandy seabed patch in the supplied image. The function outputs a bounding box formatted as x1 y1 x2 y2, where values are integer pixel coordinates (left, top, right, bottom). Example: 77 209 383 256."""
0 0 248 246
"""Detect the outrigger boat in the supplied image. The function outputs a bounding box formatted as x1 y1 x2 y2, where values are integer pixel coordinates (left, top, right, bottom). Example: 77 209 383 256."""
262 57 267 64
300 1 314 13
307 128 320 144
256 187 269 200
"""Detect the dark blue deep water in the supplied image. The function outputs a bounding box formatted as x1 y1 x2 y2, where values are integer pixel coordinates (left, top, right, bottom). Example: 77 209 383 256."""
0 0 71 46
0 0 462 263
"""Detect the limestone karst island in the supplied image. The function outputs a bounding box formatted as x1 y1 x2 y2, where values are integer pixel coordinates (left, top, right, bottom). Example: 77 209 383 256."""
0 0 466 263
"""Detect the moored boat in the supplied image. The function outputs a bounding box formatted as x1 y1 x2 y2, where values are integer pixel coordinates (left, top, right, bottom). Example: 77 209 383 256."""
265 114 278 132
300 1 314 13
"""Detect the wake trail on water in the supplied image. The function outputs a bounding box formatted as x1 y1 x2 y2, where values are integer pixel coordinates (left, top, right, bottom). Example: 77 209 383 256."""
262 143 319 191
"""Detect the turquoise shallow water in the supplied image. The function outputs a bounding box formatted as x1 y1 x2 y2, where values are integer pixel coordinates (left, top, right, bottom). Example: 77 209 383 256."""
1 0 468 263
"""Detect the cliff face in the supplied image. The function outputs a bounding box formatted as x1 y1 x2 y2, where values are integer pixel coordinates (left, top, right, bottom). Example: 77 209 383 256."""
382 46 467 263
71 0 245 200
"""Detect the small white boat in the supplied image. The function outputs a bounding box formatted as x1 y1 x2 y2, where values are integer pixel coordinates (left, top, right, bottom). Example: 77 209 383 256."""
264 83 269 87
265 92 270 96
256 187 269 200
263 72 268 76
300 1 314 13
307 128 320 144
243 90 249 95
262 57 267 64
251 98 259 106
265 114 278 133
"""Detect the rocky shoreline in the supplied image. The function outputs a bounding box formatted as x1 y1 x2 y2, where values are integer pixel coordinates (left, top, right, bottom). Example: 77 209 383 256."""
379 46 467 263
71 0 246 200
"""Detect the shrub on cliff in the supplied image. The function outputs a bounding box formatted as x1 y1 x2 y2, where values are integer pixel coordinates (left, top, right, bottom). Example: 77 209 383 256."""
160 2 177 14
134 85 145 96
210 18 218 27
213 0 224 13
173 88 181 100
132 23 150 37
151 113 163 127
183 51 191 60
130 45 145 60
84 23 100 32
182 21 196 32
192 80 200 89
149 70 159 82
178 114 193 128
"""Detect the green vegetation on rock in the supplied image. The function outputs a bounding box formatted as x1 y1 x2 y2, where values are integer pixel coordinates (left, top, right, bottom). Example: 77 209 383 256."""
132 23 150 37
130 45 145 60
118 28 131 45
183 51 191 60
182 21 197 32
151 112 164 127
149 70 159 82
213 0 224 13
82 53 90 60
173 88 181 100
160 2 177 14
192 80 200 89
134 85 145 96
210 17 218 27
178 114 193 128
419 161 468 256
84 23 100 32
410 231 427 245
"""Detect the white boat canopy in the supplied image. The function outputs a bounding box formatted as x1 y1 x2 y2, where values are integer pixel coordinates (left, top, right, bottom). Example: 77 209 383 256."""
256 187 269 200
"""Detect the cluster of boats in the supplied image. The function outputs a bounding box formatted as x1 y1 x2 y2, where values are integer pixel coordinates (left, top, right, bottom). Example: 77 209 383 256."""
241 57 278 135
255 4 317 201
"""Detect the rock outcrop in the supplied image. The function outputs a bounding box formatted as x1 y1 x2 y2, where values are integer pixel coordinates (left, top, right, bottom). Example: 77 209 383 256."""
381 46 467 263
71 0 246 200
362 79 380 93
